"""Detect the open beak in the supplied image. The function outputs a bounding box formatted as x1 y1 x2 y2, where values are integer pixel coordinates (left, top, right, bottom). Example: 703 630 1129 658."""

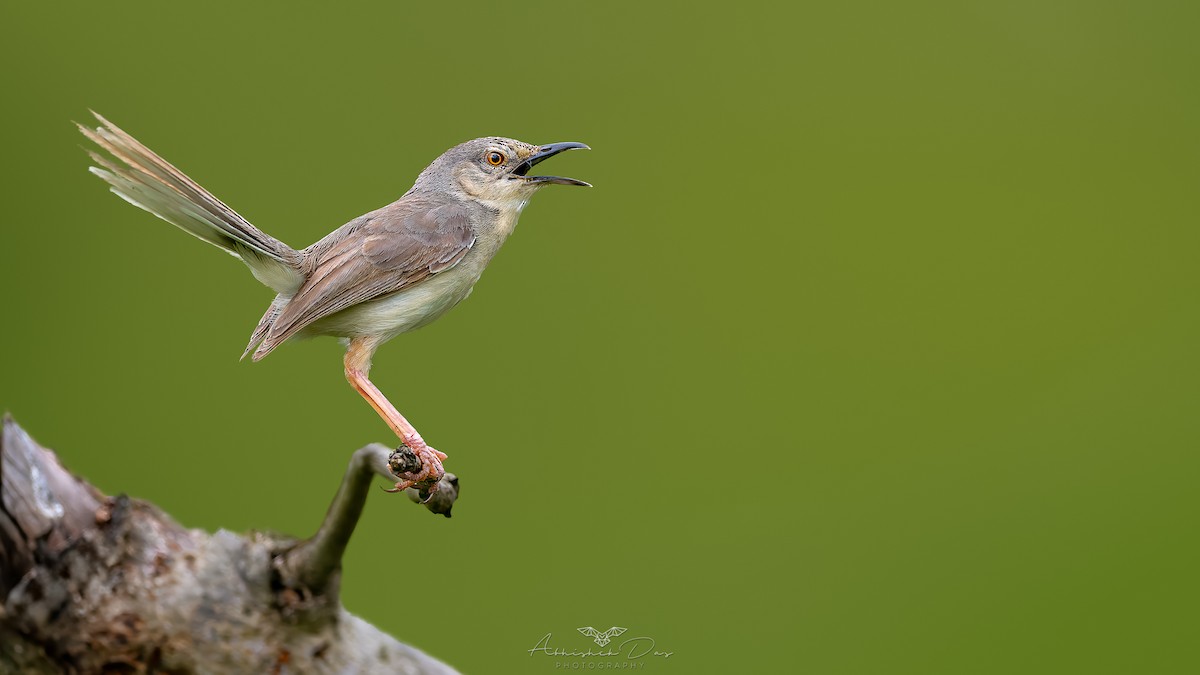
512 142 591 186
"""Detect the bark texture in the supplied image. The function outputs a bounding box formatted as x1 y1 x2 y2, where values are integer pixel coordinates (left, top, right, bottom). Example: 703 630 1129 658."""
0 415 459 674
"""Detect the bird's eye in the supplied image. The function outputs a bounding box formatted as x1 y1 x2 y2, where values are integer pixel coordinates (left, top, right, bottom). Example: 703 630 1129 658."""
485 151 506 166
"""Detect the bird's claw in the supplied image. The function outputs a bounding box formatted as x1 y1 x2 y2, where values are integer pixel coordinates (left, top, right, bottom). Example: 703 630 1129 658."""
385 443 445 499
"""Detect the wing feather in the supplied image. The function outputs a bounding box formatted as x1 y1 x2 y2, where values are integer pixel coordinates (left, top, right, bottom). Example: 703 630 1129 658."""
251 198 474 359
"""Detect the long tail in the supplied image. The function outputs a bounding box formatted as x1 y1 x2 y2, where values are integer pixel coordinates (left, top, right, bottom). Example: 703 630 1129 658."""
79 112 305 295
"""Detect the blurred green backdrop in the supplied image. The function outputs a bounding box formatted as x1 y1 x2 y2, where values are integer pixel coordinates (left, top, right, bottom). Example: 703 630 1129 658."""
2 1 1197 673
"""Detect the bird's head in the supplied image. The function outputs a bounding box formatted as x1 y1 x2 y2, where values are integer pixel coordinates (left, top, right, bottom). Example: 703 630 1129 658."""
413 137 590 209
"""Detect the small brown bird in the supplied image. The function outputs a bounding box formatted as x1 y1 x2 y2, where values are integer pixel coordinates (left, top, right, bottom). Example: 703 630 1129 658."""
79 113 589 495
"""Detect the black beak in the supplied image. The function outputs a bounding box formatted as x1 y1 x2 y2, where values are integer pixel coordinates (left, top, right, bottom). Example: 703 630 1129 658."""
512 142 591 186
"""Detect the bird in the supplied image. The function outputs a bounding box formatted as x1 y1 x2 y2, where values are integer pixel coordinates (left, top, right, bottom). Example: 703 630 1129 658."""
78 112 589 496
577 627 626 647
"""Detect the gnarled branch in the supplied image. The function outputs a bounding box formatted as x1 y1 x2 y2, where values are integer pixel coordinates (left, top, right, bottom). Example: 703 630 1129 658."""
0 414 460 674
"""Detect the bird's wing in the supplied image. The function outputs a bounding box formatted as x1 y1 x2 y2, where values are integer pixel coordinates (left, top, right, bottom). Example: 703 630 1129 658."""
251 198 474 359
601 627 627 640
577 627 600 638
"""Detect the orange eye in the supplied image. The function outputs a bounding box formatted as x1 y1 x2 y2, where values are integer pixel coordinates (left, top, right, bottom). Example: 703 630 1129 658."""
486 151 505 166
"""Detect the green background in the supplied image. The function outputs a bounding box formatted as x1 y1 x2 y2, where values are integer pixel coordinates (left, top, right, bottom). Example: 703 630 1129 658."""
2 1 1197 672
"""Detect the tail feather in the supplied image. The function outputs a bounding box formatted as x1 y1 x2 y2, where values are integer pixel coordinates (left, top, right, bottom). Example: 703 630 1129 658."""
80 112 305 295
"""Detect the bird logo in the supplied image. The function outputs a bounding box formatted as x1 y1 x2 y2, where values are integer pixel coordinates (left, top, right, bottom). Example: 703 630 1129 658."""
577 626 627 646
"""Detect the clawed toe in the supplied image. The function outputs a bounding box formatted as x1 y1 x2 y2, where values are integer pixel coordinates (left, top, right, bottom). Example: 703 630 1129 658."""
385 444 445 497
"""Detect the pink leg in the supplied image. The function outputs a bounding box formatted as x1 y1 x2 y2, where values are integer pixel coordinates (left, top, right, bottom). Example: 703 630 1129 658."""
344 337 446 494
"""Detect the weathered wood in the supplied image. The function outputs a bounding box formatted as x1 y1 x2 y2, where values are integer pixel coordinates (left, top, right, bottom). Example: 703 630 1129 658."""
0 415 460 674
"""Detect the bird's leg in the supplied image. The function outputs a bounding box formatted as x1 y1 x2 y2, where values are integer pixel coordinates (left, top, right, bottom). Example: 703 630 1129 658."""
344 337 446 495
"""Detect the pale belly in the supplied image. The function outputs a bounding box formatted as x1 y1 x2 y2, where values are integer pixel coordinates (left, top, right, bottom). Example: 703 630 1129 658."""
301 262 481 341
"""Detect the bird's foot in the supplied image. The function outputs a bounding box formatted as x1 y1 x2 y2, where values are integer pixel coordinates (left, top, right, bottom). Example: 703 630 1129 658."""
385 443 446 501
